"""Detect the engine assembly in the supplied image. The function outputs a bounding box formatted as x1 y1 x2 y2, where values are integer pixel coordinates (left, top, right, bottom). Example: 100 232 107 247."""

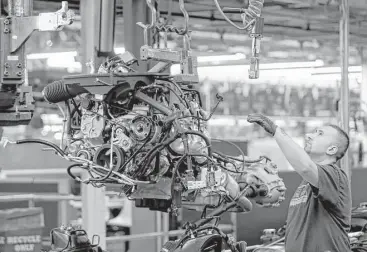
36 66 286 213
2 0 286 214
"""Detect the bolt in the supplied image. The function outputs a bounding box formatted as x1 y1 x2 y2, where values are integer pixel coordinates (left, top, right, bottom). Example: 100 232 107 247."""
122 140 128 146
4 63 10 68
4 19 9 25
137 124 144 132
17 63 22 68
3 71 9 76
4 28 9 33
16 71 22 76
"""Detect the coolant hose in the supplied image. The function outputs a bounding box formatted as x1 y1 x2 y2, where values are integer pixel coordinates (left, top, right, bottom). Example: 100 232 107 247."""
16 139 66 156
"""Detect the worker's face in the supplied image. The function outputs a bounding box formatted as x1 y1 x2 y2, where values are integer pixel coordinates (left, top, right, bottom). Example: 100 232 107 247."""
304 126 339 157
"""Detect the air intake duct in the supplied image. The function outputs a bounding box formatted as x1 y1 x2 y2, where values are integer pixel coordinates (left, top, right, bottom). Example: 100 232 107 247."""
42 80 89 103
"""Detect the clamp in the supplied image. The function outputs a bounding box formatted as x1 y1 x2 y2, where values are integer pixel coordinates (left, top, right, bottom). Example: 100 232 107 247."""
0 1 74 126
215 0 265 79
137 0 199 84
248 17 264 79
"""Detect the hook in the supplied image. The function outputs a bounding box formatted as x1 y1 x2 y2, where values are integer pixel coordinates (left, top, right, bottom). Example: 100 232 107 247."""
178 0 189 35
146 0 157 29
136 0 157 45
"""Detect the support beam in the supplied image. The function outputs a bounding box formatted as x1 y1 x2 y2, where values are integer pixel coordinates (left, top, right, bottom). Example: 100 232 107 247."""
9 0 32 86
80 0 105 73
359 47 367 167
339 0 351 179
80 0 106 249
123 0 151 71
58 180 70 226
156 212 162 251
361 48 367 114
162 212 170 247
8 0 32 16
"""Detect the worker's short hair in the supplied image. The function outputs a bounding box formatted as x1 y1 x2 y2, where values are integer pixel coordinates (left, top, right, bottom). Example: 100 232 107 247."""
326 124 350 161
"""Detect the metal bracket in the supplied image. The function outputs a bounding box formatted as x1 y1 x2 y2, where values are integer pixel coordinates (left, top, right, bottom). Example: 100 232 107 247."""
142 45 199 83
0 1 74 126
10 1 74 52
172 73 199 84
141 46 181 63
138 0 199 83
142 47 199 83
148 62 171 73
248 17 264 79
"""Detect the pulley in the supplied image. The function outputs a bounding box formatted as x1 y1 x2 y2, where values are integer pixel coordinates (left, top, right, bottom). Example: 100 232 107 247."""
130 116 153 141
93 144 125 171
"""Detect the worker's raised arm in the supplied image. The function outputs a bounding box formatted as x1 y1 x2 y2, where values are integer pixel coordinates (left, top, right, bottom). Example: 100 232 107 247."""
273 127 318 186
247 113 318 186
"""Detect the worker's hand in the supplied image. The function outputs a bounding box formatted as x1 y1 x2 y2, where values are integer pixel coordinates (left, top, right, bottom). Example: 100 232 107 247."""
247 113 277 136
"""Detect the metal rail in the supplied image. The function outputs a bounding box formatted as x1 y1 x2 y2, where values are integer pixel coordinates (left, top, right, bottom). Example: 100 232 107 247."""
0 193 81 208
106 224 234 243
0 193 81 202
39 225 234 249
0 168 82 177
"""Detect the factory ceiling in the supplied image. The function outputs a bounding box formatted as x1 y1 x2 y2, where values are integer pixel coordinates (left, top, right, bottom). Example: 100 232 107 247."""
3 0 367 67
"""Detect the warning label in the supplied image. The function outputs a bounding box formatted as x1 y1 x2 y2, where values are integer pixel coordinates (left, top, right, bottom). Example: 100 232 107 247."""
0 228 43 252
4 235 41 244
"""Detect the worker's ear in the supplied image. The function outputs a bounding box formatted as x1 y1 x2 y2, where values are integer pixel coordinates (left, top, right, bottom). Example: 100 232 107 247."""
326 145 338 156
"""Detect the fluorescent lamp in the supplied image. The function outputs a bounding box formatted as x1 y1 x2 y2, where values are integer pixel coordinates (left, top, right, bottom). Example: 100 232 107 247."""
114 47 126 54
260 60 324 69
27 51 77 60
312 66 361 74
197 53 246 63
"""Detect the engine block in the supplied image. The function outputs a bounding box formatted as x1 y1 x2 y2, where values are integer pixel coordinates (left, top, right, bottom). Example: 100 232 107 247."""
62 71 219 211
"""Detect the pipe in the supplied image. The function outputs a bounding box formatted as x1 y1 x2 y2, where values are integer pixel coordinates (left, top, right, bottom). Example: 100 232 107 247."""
0 194 81 202
8 0 32 17
98 0 116 54
135 90 172 116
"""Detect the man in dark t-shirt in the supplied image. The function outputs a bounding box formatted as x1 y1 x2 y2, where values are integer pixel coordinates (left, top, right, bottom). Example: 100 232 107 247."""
247 113 351 252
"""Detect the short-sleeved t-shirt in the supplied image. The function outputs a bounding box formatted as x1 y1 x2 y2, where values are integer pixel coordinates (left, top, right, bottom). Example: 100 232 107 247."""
285 164 352 252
